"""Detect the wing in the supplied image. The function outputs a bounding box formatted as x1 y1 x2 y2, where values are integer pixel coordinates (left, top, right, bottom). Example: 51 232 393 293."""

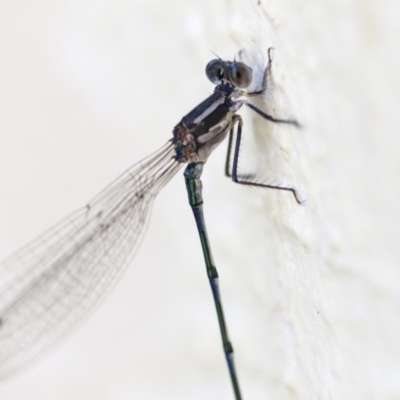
0 140 181 378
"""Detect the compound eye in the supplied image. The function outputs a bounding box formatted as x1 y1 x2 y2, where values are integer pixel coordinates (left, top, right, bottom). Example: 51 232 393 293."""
226 62 253 88
205 59 225 85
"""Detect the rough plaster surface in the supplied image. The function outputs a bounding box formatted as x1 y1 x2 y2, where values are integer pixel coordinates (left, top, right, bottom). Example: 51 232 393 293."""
0 1 399 400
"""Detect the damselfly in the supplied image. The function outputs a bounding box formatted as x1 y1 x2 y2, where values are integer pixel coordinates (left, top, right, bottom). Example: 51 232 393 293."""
0 48 300 399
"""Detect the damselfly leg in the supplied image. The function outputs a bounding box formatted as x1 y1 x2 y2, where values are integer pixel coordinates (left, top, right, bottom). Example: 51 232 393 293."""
224 48 301 204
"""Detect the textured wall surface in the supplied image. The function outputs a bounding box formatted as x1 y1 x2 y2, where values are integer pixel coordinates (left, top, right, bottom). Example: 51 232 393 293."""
0 1 399 400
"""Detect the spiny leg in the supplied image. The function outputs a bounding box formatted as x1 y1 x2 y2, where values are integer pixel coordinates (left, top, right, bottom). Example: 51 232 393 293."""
246 47 274 97
184 163 242 400
225 126 256 181
242 47 301 127
244 101 301 127
230 115 302 204
224 126 235 177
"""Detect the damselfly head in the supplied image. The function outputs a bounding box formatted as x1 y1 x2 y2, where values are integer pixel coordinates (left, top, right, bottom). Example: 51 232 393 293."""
205 59 253 89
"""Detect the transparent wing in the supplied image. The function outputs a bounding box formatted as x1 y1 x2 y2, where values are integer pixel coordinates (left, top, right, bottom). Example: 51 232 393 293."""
0 140 181 378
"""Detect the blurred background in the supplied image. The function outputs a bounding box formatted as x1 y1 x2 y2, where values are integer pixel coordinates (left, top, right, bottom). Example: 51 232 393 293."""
0 1 399 399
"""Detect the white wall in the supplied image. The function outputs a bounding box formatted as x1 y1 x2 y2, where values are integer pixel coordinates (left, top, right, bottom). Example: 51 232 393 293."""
0 1 399 399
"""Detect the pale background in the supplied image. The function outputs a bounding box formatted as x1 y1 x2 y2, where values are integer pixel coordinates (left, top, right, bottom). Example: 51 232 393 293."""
0 1 399 400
